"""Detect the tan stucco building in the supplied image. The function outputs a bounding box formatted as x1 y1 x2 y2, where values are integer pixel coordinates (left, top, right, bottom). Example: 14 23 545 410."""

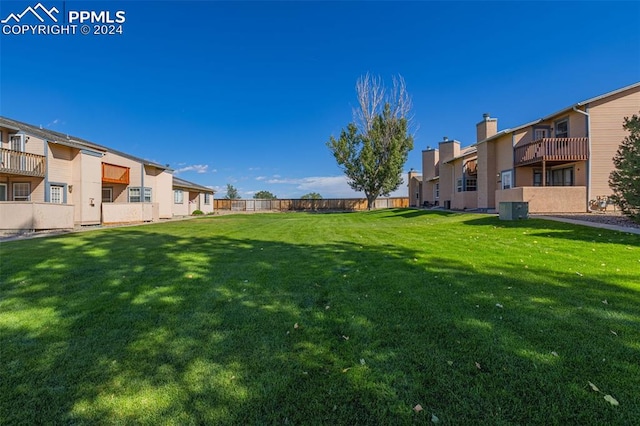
0 116 214 231
412 82 640 213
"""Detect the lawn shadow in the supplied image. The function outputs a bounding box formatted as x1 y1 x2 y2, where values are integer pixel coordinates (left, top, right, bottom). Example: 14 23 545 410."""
1 221 639 424
381 208 457 219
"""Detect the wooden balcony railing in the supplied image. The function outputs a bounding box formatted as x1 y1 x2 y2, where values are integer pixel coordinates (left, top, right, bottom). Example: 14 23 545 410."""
102 163 130 184
0 148 46 177
514 138 589 166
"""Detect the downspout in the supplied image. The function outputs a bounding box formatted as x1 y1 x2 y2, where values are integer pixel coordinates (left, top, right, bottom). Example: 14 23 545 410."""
140 164 145 203
572 105 591 210
511 133 516 188
44 141 50 202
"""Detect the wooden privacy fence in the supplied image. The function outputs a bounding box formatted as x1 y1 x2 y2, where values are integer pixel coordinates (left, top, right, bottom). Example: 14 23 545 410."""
214 197 409 212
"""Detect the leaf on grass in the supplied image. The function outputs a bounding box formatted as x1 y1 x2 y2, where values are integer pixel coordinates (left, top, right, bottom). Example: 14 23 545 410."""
496 303 504 308
551 351 559 357
475 362 482 370
342 335 349 340
604 395 619 406
413 404 423 412
575 272 583 276
431 413 440 423
325 305 330 310
447 360 453 366
610 330 618 336
602 299 608 304
588 381 600 392
360 358 366 365
342 368 351 373
294 323 299 329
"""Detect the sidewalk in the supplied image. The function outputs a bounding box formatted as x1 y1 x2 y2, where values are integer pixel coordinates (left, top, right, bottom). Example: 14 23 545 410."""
533 215 640 235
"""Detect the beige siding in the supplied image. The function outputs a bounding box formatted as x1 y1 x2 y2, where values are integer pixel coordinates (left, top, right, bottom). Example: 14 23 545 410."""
25 135 46 156
48 144 75 184
476 142 493 209
156 171 173 218
173 189 189 216
589 87 640 199
72 151 102 225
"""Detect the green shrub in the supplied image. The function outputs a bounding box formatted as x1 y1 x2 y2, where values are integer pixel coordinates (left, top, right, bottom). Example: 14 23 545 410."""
191 209 204 216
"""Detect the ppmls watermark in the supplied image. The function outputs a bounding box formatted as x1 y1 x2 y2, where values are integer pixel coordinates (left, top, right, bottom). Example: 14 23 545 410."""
1 2 126 36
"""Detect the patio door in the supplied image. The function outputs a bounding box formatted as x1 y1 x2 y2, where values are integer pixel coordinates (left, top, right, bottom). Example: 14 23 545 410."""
534 128 549 140
9 134 26 170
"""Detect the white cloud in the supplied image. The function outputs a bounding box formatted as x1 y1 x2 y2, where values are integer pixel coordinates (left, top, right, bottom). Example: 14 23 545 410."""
255 176 266 181
175 164 209 174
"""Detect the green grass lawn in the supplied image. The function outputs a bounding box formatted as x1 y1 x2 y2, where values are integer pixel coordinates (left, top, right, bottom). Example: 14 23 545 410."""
1 210 639 424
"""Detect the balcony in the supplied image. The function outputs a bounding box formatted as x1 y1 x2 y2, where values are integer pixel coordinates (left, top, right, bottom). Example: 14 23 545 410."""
0 148 46 177
514 138 589 167
102 163 130 184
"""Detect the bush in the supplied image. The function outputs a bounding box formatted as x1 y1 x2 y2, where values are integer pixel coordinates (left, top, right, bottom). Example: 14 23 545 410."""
609 112 640 223
191 210 204 216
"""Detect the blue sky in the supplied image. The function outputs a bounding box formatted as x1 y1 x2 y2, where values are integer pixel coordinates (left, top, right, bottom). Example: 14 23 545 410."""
1 1 639 198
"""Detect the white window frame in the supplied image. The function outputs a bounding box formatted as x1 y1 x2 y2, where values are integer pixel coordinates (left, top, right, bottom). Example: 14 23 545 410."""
128 187 141 203
128 187 151 203
435 183 439 199
0 183 7 201
174 189 184 204
10 134 25 152
555 118 569 138
13 182 30 201
50 185 63 204
456 178 463 193
501 170 513 190
204 193 211 205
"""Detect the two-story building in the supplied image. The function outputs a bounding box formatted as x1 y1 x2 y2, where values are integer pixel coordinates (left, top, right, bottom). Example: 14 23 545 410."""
412 82 640 213
0 116 214 231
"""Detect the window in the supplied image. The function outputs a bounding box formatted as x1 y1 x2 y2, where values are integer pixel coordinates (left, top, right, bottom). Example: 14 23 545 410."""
13 182 30 201
456 178 463 192
465 177 477 192
50 185 63 204
102 188 113 203
534 128 549 140
10 134 25 152
550 167 574 186
204 193 211 204
533 167 574 186
435 183 439 199
555 119 569 138
128 187 151 202
533 170 543 187
174 189 184 204
0 183 6 201
501 170 513 190
129 187 141 203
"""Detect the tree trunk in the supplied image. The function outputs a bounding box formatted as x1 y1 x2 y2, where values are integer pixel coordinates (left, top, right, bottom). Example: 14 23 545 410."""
366 195 376 211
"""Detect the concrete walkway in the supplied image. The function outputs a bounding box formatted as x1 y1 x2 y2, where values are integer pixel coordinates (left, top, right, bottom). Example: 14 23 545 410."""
533 215 640 235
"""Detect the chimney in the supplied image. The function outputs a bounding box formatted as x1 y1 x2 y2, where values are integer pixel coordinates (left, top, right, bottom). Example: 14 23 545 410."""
476 113 498 142
439 137 459 163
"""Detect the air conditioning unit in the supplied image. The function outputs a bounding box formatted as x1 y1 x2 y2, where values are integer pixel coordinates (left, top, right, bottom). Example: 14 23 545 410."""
499 202 529 220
